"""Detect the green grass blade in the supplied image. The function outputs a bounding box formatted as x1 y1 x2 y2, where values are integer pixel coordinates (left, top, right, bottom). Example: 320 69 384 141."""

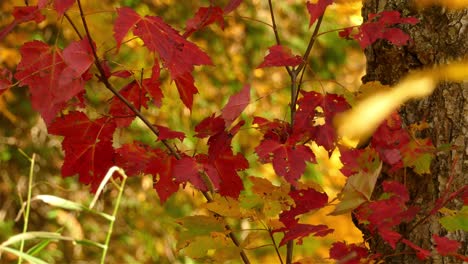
26 239 53 256
1 231 73 247
0 246 49 264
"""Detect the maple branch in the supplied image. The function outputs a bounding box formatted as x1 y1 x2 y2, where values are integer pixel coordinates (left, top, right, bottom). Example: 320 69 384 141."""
75 3 251 263
294 15 324 76
267 0 293 78
289 15 324 129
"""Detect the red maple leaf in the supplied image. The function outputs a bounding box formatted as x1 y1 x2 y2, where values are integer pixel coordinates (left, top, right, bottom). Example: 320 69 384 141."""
329 242 368 264
0 6 45 41
306 0 333 26
221 84 250 127
278 223 333 246
371 112 410 170
109 63 163 127
294 91 350 151
382 181 409 202
146 151 180 203
14 41 92 125
338 147 380 177
255 139 315 185
110 81 148 127
62 37 94 77
13 6 45 23
155 125 185 141
254 117 290 143
274 188 331 246
339 10 418 49
111 70 132 78
172 150 248 198
355 181 420 249
184 6 224 38
172 156 208 192
113 7 212 109
224 0 242 14
142 63 163 107
257 45 303 68
183 110 248 197
208 151 248 198
402 239 431 260
195 114 225 138
114 7 212 109
53 0 75 16
173 72 198 110
379 229 402 249
115 143 155 177
254 117 316 184
48 111 116 192
279 188 328 227
433 235 461 256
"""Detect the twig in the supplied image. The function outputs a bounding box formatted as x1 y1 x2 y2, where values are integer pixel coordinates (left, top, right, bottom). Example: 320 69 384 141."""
267 227 284 264
294 15 324 75
267 0 293 78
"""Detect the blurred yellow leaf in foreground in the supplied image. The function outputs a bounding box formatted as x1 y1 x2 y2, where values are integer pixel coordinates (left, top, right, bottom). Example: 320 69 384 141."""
335 61 468 143
416 0 468 9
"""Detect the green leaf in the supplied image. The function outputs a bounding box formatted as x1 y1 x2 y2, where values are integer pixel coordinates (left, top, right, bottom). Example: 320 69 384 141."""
440 206 468 231
74 239 106 249
26 239 53 256
0 246 49 264
0 231 73 248
177 215 226 248
180 233 223 258
402 138 434 175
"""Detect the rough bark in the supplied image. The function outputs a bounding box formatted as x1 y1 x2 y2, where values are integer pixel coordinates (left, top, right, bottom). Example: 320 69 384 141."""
361 1 468 263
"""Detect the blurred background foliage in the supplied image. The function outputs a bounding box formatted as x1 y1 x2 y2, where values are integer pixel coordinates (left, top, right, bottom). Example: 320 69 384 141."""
0 0 365 263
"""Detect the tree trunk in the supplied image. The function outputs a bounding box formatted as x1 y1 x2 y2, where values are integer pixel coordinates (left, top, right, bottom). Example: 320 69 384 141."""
361 1 467 263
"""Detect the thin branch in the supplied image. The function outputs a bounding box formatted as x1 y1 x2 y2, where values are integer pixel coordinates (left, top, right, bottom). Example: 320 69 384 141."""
286 236 294 264
267 0 282 47
290 15 324 128
267 0 293 78
294 15 324 75
235 15 273 27
290 72 298 128
75 2 250 263
64 13 83 39
268 227 284 264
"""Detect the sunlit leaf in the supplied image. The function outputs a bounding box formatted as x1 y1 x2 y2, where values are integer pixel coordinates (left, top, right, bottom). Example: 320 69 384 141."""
330 162 382 215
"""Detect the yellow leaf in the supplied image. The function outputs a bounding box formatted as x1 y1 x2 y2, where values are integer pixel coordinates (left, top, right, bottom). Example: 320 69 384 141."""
335 61 468 143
